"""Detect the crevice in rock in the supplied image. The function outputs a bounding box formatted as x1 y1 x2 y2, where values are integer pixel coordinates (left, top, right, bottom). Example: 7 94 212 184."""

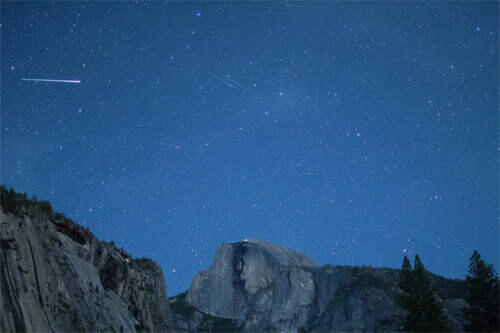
0 238 16 250
1 247 26 331
232 243 247 319
232 243 247 290
26 238 54 332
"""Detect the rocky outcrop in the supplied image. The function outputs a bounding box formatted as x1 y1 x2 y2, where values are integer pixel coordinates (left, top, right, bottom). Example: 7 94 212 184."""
303 265 404 332
0 204 173 332
186 239 317 332
169 292 241 333
178 239 468 333
306 265 467 332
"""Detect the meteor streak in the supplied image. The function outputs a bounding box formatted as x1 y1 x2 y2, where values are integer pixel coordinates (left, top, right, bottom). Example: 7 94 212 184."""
208 72 249 92
22 78 81 84
208 72 235 89
225 76 250 92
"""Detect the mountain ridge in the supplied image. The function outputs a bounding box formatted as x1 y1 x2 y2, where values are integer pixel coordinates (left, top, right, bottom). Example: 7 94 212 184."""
1 187 468 332
175 239 468 332
0 186 174 332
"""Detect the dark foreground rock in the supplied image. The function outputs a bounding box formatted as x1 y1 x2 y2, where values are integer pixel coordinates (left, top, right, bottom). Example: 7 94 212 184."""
0 203 173 332
174 239 468 332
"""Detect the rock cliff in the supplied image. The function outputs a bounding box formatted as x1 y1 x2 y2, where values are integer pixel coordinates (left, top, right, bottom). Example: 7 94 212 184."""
176 239 468 332
0 194 173 332
185 239 317 332
0 186 469 333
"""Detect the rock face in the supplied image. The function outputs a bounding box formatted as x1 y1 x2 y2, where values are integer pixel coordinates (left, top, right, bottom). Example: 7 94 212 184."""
169 292 241 333
0 204 173 332
180 239 468 333
186 239 317 332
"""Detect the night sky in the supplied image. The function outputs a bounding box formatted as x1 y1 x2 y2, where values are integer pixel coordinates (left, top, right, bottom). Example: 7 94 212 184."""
1 2 498 296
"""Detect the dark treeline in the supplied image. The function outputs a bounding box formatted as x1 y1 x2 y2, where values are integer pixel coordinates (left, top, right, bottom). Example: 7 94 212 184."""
0 185 83 230
1 185 55 217
398 252 499 332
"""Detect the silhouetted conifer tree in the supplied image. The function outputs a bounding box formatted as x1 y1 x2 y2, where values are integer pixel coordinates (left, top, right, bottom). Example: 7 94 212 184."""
399 256 417 329
464 250 499 332
398 255 449 332
1 187 18 213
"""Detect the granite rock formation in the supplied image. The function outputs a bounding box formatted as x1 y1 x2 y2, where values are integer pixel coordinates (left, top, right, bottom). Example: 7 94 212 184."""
0 202 173 332
176 239 468 332
169 291 241 333
0 186 468 333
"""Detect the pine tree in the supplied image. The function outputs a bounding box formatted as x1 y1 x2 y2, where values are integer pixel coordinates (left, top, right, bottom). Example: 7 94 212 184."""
398 255 449 332
464 250 499 332
399 256 418 330
1 187 18 213
400 256 413 293
413 255 449 332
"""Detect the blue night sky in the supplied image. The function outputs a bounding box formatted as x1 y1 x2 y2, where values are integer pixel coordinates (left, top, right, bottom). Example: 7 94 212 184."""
1 2 498 296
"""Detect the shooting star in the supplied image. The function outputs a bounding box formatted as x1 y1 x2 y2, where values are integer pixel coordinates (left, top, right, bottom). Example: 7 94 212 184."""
208 72 236 89
225 76 250 92
22 78 81 84
208 72 249 92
